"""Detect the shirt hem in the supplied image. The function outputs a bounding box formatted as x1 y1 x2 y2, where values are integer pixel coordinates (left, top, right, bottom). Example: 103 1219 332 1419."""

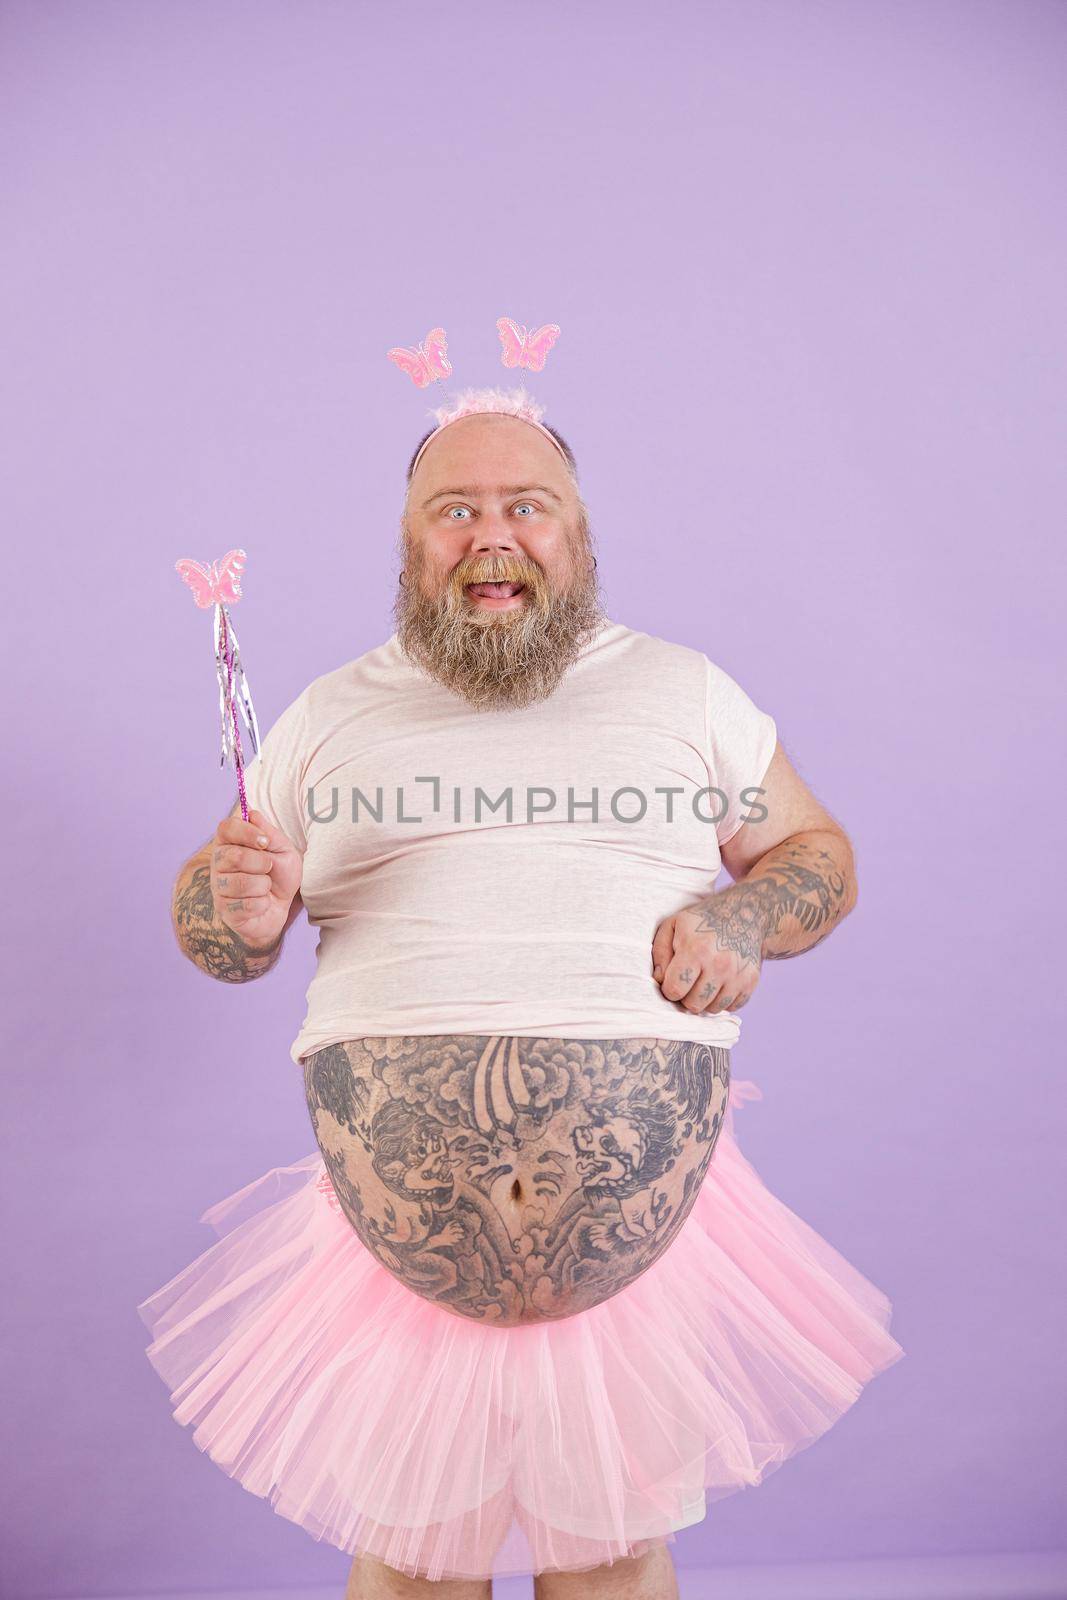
291 1018 742 1066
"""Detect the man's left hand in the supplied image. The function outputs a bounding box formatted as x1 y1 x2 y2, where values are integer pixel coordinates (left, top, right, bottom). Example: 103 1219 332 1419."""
651 885 767 1015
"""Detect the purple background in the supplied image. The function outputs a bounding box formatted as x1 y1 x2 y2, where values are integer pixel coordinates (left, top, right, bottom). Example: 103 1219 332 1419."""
3 0 1065 1594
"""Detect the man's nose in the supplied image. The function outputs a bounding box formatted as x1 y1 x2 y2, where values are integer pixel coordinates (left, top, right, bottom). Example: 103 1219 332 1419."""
469 518 520 556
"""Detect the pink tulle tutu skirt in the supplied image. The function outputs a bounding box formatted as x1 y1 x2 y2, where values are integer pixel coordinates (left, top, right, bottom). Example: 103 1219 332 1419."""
137 1079 904 1583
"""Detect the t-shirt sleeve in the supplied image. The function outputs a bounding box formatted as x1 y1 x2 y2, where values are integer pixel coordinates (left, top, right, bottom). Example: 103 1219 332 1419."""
241 689 311 855
703 655 778 846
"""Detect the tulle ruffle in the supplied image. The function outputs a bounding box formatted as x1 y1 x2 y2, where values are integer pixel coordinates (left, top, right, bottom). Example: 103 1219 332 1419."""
137 1079 904 1582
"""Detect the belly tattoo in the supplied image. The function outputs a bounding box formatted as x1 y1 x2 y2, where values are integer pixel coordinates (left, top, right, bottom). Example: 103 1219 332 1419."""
303 1035 730 1327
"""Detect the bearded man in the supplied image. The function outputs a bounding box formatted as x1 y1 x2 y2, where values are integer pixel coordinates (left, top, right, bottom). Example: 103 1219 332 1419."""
156 390 901 1600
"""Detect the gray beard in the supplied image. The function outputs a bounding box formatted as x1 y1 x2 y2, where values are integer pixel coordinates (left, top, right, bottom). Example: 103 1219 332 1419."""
393 545 606 711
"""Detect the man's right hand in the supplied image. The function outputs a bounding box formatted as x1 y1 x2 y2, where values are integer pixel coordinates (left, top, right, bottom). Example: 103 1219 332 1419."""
211 807 303 952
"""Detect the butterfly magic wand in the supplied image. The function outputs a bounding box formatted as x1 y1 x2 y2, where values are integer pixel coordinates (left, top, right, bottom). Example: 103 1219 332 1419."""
174 548 261 822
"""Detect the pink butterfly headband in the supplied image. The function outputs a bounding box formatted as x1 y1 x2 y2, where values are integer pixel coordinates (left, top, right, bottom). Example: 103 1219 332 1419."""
387 316 567 476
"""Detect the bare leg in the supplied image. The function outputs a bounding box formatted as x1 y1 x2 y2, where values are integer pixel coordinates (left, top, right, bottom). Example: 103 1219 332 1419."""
345 1551 491 1599
533 1542 679 1600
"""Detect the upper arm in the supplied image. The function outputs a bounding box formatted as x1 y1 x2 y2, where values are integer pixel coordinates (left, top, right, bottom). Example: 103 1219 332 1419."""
718 739 851 881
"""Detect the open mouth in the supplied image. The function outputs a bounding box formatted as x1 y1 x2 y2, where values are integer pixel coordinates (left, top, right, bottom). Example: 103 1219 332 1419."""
465 582 526 599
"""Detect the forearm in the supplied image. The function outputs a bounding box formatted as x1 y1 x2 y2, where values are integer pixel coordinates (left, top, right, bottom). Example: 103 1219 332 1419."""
734 828 857 959
690 829 857 965
171 854 286 983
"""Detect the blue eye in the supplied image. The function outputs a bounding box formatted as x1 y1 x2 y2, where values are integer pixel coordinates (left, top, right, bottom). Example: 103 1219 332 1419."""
443 501 538 520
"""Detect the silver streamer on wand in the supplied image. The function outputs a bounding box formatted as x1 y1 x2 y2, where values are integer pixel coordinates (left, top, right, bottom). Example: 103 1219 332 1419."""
214 602 261 769
175 547 260 822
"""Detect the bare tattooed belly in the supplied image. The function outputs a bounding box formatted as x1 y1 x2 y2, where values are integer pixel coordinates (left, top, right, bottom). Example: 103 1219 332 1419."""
303 1035 730 1327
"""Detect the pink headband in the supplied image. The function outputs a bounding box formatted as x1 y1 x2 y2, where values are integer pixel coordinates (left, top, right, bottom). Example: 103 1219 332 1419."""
408 386 570 479
387 319 569 479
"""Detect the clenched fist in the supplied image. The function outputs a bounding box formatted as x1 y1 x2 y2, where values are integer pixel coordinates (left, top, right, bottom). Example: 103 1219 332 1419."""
211 807 303 952
651 884 766 1015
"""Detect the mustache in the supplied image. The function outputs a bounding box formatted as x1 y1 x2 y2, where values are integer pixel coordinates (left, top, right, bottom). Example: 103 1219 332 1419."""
450 554 545 588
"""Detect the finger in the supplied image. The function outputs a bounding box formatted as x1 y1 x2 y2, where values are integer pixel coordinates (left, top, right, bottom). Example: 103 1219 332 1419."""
677 967 730 1013
218 884 273 916
213 843 276 874
651 917 676 983
660 952 704 1004
682 972 725 1013
217 896 273 921
713 985 748 1011
217 811 275 849
214 870 274 900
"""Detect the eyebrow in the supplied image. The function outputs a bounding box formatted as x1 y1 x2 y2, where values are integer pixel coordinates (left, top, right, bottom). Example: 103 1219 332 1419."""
420 483 563 509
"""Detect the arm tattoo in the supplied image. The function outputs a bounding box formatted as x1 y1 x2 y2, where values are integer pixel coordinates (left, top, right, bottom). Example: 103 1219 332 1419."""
172 861 283 984
304 1034 732 1328
691 835 853 964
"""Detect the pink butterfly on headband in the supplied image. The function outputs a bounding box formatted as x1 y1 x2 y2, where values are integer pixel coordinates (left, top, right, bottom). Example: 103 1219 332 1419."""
175 548 248 609
496 317 561 372
387 326 452 388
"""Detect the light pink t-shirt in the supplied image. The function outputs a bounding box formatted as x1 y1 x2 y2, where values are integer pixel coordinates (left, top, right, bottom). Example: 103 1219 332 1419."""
243 619 777 1065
